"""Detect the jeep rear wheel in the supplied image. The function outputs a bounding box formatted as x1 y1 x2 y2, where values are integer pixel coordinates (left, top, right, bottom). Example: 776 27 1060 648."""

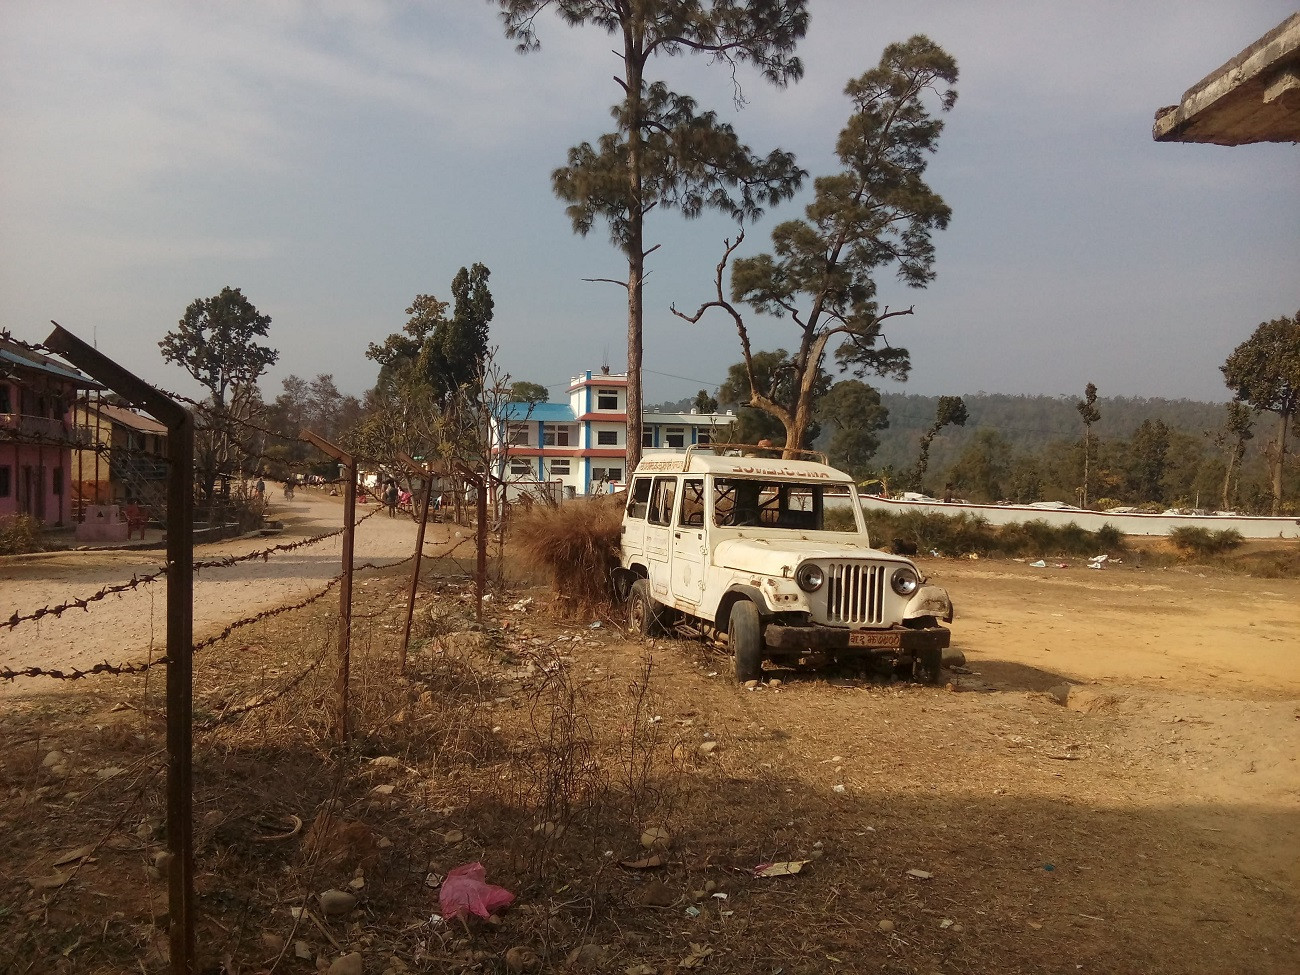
628 579 667 637
728 600 764 683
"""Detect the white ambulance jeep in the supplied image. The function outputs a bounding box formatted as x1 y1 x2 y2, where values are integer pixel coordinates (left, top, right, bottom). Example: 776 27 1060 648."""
616 446 954 683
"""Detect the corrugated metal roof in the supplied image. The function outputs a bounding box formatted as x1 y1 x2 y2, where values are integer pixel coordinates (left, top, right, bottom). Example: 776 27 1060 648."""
86 402 168 434
0 342 100 387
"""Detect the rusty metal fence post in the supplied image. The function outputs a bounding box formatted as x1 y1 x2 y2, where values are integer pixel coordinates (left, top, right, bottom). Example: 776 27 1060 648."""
301 431 356 746
45 322 197 975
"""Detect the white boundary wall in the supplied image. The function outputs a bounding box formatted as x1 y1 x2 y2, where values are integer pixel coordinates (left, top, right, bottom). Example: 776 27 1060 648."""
860 495 1300 540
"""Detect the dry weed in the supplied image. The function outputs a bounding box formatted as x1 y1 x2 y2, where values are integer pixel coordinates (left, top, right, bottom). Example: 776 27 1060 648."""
509 498 622 615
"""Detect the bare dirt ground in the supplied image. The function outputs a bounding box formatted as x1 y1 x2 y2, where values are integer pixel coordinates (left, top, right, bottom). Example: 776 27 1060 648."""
0 505 1296 974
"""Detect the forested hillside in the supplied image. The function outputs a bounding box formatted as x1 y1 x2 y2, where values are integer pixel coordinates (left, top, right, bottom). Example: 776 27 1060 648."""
866 392 1230 472
649 390 1294 514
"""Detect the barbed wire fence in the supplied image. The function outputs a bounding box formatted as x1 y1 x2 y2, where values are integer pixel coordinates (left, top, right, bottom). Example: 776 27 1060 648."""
2 324 500 975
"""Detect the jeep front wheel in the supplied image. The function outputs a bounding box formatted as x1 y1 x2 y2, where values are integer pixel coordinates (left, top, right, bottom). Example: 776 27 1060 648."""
728 600 764 683
628 579 666 637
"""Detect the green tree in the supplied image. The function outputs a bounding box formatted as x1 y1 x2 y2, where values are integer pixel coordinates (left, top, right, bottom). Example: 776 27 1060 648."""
494 0 809 473
1221 310 1300 514
1076 382 1101 507
717 350 828 445
367 264 495 410
509 381 550 406
911 394 967 489
1214 401 1254 510
1124 418 1170 504
159 286 279 504
816 379 888 478
945 428 1010 503
675 36 957 450
692 389 719 415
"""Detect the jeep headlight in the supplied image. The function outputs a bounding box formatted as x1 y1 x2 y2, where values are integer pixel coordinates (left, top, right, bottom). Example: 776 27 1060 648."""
795 562 824 592
890 566 920 596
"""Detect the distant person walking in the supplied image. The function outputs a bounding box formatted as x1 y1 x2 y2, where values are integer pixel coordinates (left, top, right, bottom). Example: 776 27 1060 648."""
384 479 399 518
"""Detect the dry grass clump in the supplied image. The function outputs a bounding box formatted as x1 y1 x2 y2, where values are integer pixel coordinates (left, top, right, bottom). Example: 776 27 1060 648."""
510 497 622 614
0 513 41 554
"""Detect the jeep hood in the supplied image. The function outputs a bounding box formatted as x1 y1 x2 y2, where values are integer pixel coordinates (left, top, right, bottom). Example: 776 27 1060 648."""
712 536 912 577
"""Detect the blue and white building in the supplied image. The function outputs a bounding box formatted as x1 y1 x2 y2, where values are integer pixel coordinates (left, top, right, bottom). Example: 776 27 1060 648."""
492 370 735 496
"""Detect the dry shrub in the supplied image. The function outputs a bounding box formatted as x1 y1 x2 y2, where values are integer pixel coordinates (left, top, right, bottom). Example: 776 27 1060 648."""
0 513 41 555
510 497 622 613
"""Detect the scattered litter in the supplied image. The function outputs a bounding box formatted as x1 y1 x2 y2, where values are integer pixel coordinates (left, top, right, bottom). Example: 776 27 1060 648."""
711 892 728 900
754 860 808 878
439 862 515 920
940 918 953 929
589 620 602 629
509 597 533 611
832 784 846 794
685 905 701 918
1030 560 1047 568
1087 554 1108 570
906 868 933 880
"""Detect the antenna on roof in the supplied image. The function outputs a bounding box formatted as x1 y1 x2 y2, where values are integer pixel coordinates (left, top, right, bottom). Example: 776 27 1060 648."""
600 344 612 375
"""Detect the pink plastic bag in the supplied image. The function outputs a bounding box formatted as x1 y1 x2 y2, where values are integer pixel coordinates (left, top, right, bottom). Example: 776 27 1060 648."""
439 862 515 920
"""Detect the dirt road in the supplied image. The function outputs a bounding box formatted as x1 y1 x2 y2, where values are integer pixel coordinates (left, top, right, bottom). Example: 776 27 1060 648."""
0 490 464 693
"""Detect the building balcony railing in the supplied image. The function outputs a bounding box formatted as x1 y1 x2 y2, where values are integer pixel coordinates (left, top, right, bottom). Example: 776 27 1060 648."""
0 413 68 441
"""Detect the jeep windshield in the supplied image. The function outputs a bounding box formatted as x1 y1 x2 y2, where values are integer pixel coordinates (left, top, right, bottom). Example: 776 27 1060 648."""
711 478 861 533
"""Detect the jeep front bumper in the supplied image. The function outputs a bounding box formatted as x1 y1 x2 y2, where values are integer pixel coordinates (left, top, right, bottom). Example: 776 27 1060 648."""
763 623 951 655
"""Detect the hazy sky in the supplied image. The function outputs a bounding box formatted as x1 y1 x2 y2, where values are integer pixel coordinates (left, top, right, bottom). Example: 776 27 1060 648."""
2 1 1297 408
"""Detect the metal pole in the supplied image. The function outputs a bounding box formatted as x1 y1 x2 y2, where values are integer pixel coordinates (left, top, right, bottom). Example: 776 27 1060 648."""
476 476 487 625
44 323 195 975
396 451 432 674
301 431 355 746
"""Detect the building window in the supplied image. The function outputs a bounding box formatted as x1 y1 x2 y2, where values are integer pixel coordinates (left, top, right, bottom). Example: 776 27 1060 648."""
597 388 619 410
591 466 623 483
665 427 685 448
543 424 570 446
643 430 654 448
0 465 10 498
508 424 529 446
696 430 712 445
548 459 571 476
53 467 63 496
510 460 532 476
0 384 10 414
596 430 619 446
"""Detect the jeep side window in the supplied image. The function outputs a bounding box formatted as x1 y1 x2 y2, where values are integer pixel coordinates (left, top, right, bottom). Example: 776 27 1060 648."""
627 477 653 520
648 477 677 527
678 478 705 527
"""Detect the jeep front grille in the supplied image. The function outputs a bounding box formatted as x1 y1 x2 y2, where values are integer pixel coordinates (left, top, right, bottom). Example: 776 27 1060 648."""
825 562 885 624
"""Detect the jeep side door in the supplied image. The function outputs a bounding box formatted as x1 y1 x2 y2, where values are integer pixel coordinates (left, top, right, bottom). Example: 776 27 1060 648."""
644 476 676 601
622 476 653 567
670 477 706 609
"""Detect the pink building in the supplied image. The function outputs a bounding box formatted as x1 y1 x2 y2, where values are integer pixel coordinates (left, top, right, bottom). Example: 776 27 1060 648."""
1 336 99 526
